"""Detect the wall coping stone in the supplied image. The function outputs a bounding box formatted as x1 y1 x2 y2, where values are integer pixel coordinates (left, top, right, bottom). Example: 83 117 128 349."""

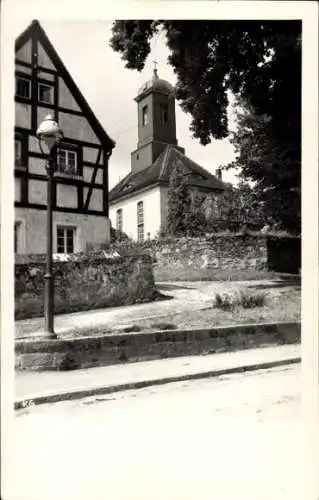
15 321 301 354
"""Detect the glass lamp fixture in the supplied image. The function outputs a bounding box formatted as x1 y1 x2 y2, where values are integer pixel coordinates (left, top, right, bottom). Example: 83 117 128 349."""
36 114 63 154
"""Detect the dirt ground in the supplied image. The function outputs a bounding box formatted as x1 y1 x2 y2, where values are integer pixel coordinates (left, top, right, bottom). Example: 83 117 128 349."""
15 276 300 339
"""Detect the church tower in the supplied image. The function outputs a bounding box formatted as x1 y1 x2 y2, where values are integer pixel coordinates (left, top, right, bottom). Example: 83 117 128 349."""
131 66 185 174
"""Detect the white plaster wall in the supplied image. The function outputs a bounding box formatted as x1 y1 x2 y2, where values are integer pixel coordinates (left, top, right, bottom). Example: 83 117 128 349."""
56 184 78 209
16 39 31 62
29 157 46 176
15 178 22 202
15 207 111 254
83 147 103 164
29 135 42 154
58 78 81 111
83 187 103 212
83 167 103 185
29 179 47 205
16 64 32 75
15 102 31 129
38 71 54 81
59 112 99 144
109 186 162 240
37 42 55 70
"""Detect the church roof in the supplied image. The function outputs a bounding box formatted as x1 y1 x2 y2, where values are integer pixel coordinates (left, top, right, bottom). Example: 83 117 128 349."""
109 145 228 203
136 68 174 100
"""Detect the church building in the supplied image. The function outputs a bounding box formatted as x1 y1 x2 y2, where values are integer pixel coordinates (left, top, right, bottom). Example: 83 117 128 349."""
109 67 227 241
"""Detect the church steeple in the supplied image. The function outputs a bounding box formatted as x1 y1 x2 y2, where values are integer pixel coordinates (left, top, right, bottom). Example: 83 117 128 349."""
131 67 184 174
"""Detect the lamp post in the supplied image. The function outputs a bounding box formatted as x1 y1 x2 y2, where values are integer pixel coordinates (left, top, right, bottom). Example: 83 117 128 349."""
36 114 63 338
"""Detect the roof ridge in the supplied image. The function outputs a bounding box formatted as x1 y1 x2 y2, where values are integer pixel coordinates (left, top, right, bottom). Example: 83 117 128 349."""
174 148 226 187
109 172 132 194
15 20 115 151
159 145 172 179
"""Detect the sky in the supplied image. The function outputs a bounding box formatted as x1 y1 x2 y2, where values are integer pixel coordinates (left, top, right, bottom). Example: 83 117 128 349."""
12 18 238 189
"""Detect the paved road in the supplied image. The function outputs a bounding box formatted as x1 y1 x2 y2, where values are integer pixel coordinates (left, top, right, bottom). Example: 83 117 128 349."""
7 365 310 500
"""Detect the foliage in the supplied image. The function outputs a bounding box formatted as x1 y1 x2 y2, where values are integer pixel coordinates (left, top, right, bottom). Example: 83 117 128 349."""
166 162 192 236
110 20 300 142
110 20 301 233
223 99 300 232
184 192 208 236
110 226 131 243
208 182 265 232
214 289 267 311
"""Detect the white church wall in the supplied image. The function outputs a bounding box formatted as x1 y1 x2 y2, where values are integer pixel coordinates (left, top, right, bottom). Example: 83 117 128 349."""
109 186 162 241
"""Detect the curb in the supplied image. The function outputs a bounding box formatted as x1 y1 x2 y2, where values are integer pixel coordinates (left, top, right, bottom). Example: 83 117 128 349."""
15 321 301 372
15 356 300 410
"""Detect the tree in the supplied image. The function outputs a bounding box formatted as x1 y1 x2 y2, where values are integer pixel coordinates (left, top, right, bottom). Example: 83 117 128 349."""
223 99 300 232
184 192 208 236
109 20 301 232
208 182 265 232
166 162 191 236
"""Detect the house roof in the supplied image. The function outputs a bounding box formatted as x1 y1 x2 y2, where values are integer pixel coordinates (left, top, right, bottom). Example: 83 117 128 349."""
109 145 228 203
16 20 115 152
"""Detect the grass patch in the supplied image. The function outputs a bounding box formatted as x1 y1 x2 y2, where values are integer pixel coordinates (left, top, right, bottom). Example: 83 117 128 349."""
214 289 267 311
127 286 300 332
154 269 284 282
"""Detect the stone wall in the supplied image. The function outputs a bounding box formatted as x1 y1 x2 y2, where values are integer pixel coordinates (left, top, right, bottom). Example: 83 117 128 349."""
15 251 156 320
141 234 268 281
15 321 301 371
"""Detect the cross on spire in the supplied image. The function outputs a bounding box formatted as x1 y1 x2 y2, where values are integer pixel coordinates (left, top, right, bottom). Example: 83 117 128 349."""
152 59 158 77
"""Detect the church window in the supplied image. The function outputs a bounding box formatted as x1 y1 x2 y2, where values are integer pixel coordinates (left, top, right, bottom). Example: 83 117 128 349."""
137 201 144 242
116 209 123 232
142 106 148 126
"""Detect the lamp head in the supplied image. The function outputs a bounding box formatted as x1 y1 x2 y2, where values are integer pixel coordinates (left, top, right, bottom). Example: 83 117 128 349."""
36 114 63 152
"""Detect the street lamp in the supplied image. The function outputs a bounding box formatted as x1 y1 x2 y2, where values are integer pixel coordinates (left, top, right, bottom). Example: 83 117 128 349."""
36 114 63 338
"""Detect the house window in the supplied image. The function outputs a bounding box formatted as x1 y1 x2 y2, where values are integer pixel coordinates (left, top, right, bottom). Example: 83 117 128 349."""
116 209 123 232
137 201 144 242
57 226 76 254
142 105 148 126
15 140 22 163
16 77 31 99
57 148 78 175
15 136 27 168
38 83 54 104
160 103 168 124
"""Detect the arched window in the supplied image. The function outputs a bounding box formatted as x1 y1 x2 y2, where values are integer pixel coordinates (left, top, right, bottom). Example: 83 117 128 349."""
137 201 144 242
142 106 149 126
160 103 168 124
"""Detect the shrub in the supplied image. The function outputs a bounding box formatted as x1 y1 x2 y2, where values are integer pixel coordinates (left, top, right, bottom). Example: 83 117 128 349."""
214 289 267 311
239 290 267 308
214 292 238 311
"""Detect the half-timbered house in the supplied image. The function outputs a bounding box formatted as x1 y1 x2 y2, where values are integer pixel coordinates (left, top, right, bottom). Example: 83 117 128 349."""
15 20 115 254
